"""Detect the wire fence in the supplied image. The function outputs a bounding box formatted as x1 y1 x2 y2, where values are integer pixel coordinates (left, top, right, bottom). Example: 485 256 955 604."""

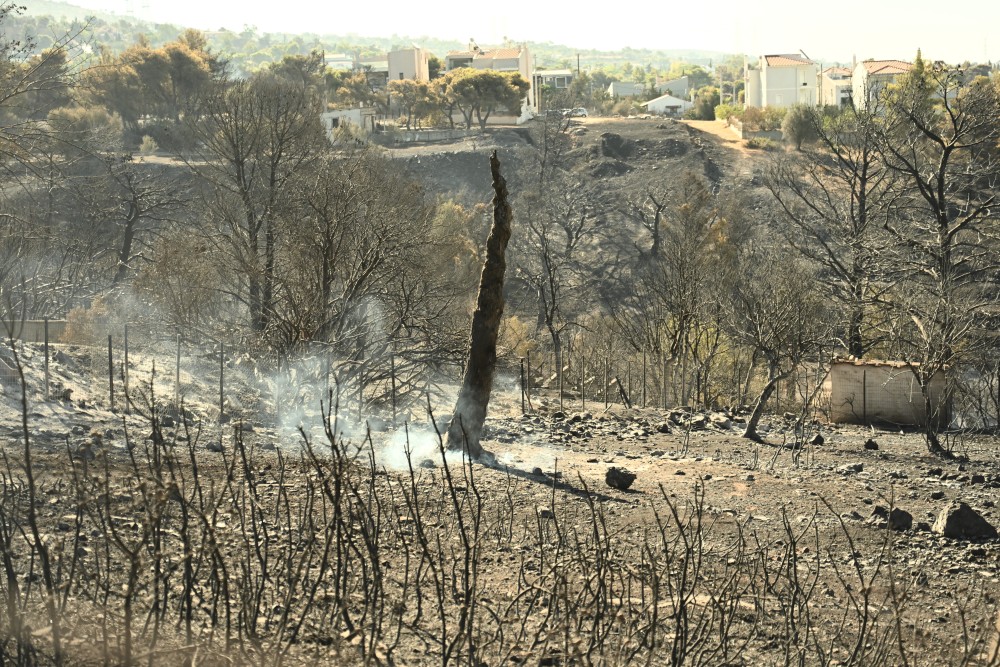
3 318 998 434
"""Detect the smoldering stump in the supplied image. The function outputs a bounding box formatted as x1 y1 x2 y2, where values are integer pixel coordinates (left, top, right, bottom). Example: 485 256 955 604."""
445 150 512 462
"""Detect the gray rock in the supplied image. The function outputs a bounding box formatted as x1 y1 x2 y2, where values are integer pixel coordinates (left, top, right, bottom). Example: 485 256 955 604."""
838 462 864 474
809 433 825 446
207 441 224 453
605 466 636 491
931 491 946 501
868 506 913 532
864 438 879 450
709 412 732 429
932 502 999 540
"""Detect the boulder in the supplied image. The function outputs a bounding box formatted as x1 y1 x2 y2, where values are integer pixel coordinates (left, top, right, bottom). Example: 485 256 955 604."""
868 506 913 532
864 438 879 450
932 502 999 540
709 412 732 429
605 466 636 491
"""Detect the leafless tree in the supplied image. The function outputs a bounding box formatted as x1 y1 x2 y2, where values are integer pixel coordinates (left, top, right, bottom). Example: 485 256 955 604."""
876 62 1000 454
722 242 832 441
183 72 326 336
765 101 895 358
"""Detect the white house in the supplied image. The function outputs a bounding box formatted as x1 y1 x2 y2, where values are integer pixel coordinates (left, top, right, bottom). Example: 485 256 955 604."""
744 52 819 108
535 68 573 89
820 66 853 108
321 108 376 136
608 76 690 99
641 93 693 116
852 59 911 111
446 41 535 115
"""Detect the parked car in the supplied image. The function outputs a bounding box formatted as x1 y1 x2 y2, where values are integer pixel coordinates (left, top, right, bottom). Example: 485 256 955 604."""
569 107 588 117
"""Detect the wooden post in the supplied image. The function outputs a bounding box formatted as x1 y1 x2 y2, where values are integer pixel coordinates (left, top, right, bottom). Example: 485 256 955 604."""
627 362 632 406
108 335 115 413
390 349 398 424
519 358 526 415
558 353 564 412
641 350 647 408
219 342 225 424
43 317 49 400
581 357 586 411
662 352 668 409
174 334 181 412
123 324 130 414
863 369 868 425
604 358 609 409
526 351 531 410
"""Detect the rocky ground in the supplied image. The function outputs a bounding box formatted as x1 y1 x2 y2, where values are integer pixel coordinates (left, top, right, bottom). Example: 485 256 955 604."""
3 340 1000 664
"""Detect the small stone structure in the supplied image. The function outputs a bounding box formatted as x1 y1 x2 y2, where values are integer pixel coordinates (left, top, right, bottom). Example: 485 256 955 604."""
820 359 949 427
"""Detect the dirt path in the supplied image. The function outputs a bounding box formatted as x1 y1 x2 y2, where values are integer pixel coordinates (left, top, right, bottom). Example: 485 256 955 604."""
683 119 751 154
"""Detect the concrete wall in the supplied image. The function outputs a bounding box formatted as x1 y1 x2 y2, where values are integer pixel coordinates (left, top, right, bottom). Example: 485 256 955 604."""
822 362 950 426
378 128 477 144
728 118 783 141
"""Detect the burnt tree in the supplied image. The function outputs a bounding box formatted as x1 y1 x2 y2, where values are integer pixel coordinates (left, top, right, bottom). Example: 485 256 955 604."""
445 151 512 461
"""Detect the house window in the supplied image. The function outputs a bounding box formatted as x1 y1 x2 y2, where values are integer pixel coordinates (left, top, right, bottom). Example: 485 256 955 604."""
399 73 404 79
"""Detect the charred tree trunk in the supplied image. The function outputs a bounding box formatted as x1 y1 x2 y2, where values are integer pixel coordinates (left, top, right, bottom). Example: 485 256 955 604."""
742 361 788 442
445 151 512 462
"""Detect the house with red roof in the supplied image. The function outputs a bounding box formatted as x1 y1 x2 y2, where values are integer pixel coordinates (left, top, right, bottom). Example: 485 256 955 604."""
744 52 819 108
851 59 912 110
820 66 853 108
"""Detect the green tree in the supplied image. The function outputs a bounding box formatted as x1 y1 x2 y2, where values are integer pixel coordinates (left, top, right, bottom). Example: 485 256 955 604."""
689 86 719 120
427 54 442 80
441 68 529 129
781 104 818 150
388 78 436 129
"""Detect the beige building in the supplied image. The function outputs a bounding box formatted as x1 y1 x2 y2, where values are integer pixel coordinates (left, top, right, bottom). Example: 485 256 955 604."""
820 66 853 108
821 359 950 426
388 47 431 82
744 52 819 108
852 59 912 111
446 41 536 114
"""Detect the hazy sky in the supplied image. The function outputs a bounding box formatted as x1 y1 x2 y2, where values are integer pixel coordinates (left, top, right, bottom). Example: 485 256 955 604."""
66 0 998 65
